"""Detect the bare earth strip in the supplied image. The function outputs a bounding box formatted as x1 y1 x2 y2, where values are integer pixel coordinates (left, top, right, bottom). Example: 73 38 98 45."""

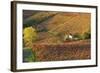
32 40 91 62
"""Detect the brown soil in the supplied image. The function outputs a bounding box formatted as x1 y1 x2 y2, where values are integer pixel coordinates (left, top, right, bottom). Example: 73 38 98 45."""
32 40 91 61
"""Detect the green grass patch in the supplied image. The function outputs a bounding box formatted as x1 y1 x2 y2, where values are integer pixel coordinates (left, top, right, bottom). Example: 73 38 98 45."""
23 48 37 62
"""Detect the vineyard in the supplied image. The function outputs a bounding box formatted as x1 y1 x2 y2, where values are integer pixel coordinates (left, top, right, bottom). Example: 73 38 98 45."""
23 10 91 62
31 40 90 61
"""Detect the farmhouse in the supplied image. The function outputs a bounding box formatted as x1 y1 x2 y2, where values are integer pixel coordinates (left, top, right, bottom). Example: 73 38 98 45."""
64 33 73 41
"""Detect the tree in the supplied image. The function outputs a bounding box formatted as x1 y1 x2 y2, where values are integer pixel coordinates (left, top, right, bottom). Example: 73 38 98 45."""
23 26 37 49
83 31 91 39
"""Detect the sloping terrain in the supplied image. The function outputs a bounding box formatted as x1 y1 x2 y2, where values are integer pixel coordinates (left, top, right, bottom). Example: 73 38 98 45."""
32 40 90 61
23 11 91 62
23 11 58 27
23 10 91 43
38 12 91 35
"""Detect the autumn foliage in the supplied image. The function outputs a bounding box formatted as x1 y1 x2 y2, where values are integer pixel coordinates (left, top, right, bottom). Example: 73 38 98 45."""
23 26 37 48
32 40 91 61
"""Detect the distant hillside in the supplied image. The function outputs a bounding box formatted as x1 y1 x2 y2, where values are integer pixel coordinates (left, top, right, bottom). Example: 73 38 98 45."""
23 10 38 20
40 12 91 35
23 11 58 27
23 11 91 43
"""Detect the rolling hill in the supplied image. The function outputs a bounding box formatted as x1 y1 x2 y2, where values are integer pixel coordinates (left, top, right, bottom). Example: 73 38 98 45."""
23 10 91 43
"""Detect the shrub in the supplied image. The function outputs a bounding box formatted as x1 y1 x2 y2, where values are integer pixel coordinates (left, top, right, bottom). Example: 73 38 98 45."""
73 34 83 40
73 31 91 40
83 32 91 39
23 49 37 62
23 26 37 48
